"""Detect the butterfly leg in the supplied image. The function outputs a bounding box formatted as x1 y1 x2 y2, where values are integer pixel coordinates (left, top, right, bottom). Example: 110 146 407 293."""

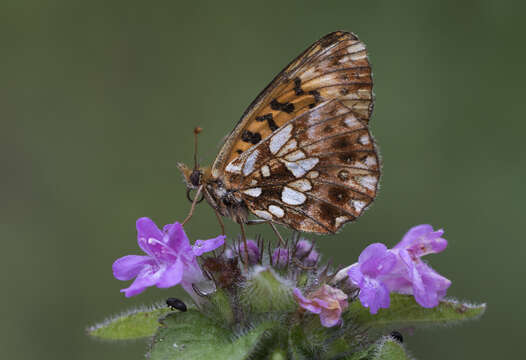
239 222 249 270
269 222 286 247
182 185 203 226
212 208 226 235
245 220 286 247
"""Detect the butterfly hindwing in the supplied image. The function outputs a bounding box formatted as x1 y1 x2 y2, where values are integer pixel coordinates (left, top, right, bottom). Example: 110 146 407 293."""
224 100 379 234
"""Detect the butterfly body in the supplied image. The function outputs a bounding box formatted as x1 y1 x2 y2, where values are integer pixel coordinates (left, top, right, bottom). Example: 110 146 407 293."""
179 31 380 234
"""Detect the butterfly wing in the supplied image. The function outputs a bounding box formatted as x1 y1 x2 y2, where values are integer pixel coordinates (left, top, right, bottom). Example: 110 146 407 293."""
215 31 378 234
223 100 379 233
211 31 373 178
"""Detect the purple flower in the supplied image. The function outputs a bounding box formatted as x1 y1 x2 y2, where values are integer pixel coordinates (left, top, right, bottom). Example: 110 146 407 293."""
394 224 448 257
237 240 260 265
293 285 348 327
112 217 225 298
348 225 451 313
272 248 289 267
388 225 451 308
347 243 397 314
295 239 319 266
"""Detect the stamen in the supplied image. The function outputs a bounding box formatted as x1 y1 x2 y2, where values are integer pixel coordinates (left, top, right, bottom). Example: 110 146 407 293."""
146 237 178 257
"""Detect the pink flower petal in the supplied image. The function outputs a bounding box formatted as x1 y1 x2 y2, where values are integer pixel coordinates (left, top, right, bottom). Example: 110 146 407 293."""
156 258 184 288
120 265 160 297
193 235 226 256
112 255 154 281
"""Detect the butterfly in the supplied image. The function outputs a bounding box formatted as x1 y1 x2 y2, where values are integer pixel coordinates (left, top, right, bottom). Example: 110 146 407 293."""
178 31 379 234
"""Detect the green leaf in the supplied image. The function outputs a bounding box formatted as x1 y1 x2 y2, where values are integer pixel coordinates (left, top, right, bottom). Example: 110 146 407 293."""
348 294 486 329
87 304 172 340
345 338 412 360
371 338 412 360
149 309 276 360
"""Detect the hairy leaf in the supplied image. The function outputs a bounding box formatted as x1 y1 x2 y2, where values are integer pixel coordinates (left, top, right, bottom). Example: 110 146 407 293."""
149 310 275 360
348 294 486 329
87 304 172 340
372 338 412 360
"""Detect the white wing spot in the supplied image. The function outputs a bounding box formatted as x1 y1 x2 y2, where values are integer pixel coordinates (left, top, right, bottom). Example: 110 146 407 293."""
242 187 262 197
288 179 312 192
269 124 293 154
358 175 377 191
347 43 366 54
358 135 370 145
298 158 319 172
253 210 273 220
281 157 319 178
284 150 305 161
282 186 307 205
335 216 349 228
225 161 242 174
282 160 305 177
261 165 270 177
306 171 319 179
277 139 297 156
268 205 285 218
343 114 361 128
250 179 258 186
243 149 259 176
365 156 377 167
351 200 366 213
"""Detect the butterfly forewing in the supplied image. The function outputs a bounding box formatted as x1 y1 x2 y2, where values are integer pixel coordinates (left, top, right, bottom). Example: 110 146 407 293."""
211 31 379 234
211 31 373 175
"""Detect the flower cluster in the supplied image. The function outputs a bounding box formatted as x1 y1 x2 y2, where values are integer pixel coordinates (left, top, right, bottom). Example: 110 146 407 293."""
347 225 451 314
293 285 348 327
112 217 224 298
112 219 450 327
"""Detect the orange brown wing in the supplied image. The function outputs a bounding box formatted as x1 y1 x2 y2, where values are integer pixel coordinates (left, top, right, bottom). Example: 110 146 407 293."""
211 31 373 178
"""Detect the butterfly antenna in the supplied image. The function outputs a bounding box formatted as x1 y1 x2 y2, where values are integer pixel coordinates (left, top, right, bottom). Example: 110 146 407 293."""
193 127 202 170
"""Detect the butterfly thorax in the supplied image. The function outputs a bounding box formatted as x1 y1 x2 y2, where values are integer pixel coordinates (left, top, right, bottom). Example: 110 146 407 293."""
177 162 249 224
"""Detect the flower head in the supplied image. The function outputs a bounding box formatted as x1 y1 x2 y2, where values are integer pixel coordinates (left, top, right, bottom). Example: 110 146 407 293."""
238 239 260 265
348 225 451 313
294 284 348 327
295 239 319 266
272 247 289 267
394 224 447 256
388 225 451 308
347 243 397 314
112 217 225 297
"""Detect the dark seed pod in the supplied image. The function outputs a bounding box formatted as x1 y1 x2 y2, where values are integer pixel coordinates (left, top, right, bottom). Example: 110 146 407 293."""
166 298 187 312
390 330 403 343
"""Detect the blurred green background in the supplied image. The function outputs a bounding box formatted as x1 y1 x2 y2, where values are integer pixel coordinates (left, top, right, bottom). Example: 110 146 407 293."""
2 0 524 359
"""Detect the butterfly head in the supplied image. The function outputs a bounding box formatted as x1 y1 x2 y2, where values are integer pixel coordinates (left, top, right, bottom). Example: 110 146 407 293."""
177 162 212 189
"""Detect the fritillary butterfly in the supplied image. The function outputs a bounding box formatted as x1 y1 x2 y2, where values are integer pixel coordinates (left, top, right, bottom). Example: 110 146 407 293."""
178 31 379 234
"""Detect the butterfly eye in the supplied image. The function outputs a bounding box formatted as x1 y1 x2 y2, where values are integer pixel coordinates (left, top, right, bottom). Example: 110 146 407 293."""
189 169 202 187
